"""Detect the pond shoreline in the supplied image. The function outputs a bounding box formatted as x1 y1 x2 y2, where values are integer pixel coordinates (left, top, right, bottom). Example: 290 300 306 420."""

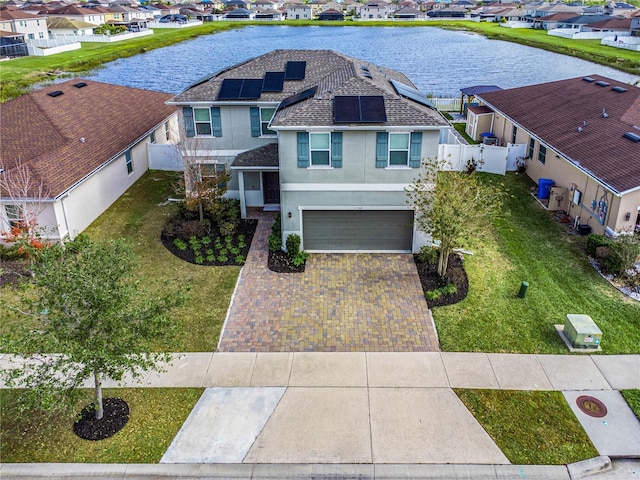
1 21 638 102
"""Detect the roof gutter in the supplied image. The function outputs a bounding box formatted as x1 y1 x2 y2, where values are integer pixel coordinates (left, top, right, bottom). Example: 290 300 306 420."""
271 125 449 132
477 96 623 196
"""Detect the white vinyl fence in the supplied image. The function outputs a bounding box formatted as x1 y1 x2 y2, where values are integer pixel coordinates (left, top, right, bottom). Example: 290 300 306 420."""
438 142 526 175
148 144 184 171
51 30 154 43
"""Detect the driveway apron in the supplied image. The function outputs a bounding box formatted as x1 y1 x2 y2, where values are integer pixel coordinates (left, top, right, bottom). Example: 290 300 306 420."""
218 211 439 352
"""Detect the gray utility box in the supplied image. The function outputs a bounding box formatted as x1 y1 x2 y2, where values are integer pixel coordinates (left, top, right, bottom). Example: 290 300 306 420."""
564 314 602 348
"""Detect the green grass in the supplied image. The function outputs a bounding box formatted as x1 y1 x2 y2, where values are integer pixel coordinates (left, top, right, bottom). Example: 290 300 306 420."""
455 389 598 465
452 122 478 144
622 390 640 421
433 173 640 354
0 388 203 463
81 170 240 352
2 21 638 102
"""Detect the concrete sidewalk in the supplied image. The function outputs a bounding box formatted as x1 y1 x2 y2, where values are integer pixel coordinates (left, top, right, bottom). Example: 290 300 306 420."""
4 352 635 390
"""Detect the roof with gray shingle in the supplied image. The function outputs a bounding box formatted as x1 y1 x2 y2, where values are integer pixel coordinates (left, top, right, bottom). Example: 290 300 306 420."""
231 143 279 167
169 49 448 128
1 79 176 199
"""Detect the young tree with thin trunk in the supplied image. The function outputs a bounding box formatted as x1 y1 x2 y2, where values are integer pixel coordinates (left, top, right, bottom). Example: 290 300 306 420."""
1 237 184 421
407 159 505 278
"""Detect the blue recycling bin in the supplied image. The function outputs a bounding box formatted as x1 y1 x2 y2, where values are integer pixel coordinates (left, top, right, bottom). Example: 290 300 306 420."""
538 178 554 200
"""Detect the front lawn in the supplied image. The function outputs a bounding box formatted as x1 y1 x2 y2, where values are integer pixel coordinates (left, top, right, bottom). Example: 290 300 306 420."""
0 388 203 463
455 389 598 465
81 171 240 352
433 173 640 354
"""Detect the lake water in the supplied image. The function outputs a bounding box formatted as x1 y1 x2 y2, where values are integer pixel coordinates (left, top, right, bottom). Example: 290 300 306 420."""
86 26 639 97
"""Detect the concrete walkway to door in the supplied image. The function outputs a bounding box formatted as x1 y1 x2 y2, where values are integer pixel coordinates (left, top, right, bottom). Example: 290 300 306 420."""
218 210 439 352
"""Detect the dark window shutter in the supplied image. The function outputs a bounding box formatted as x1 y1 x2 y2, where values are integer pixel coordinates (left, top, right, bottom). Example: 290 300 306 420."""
376 132 388 168
250 107 260 137
211 107 222 137
183 107 195 137
331 132 342 168
409 132 422 168
297 132 309 168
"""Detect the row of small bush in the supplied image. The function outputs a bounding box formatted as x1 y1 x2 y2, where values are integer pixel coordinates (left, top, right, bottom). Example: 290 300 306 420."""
425 283 457 301
268 214 308 267
173 234 246 265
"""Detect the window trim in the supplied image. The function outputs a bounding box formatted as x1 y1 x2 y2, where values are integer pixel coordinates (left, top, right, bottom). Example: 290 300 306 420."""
387 132 411 168
309 132 332 168
528 137 535 159
5 204 24 229
194 107 213 136
125 149 133 174
538 144 547 165
199 162 227 188
260 107 277 137
511 126 518 145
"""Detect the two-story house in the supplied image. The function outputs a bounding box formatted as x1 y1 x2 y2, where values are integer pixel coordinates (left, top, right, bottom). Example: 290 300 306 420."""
0 7 48 40
286 3 312 19
168 50 451 252
468 75 640 235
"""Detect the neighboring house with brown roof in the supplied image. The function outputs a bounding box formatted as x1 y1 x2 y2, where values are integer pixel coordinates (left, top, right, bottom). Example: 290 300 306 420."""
470 75 640 235
168 50 451 252
46 16 95 35
0 79 178 242
45 5 106 25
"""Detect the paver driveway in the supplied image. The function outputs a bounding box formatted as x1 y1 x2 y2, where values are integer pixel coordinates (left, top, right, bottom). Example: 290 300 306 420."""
218 211 439 352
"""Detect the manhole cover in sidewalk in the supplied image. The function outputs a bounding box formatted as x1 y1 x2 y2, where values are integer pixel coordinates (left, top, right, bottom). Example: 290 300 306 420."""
576 395 608 418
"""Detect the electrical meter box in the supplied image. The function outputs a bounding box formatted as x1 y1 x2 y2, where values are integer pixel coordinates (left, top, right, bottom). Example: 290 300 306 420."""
564 314 602 348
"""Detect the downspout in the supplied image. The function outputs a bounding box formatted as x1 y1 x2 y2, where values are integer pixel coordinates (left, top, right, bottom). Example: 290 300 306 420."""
60 193 72 242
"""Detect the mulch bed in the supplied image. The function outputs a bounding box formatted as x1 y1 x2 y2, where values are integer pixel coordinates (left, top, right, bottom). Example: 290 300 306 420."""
73 397 129 441
414 253 469 307
268 249 305 273
161 219 257 266
0 259 31 287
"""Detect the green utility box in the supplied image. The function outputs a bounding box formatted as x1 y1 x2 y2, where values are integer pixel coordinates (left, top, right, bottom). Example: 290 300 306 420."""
564 314 602 349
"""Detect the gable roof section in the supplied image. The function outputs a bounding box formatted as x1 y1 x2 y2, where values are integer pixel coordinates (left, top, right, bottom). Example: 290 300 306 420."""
170 49 448 129
477 75 640 194
1 79 175 199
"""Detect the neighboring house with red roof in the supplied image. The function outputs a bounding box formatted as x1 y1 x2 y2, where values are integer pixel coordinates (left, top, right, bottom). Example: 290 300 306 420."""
0 79 178 241
0 7 48 40
470 75 640 235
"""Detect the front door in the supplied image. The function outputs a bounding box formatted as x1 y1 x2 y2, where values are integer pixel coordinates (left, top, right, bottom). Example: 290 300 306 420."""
263 172 280 204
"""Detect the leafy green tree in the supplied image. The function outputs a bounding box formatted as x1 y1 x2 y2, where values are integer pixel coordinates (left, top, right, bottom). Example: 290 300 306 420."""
407 159 504 278
1 237 184 420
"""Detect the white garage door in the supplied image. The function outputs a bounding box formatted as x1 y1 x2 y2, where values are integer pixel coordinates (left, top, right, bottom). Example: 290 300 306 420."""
302 210 414 251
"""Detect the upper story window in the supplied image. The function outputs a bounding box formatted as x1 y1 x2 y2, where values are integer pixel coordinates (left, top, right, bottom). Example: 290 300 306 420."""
538 144 547 165
250 107 276 137
389 133 411 166
183 106 222 137
296 132 342 168
376 132 422 168
528 137 535 159
310 133 330 166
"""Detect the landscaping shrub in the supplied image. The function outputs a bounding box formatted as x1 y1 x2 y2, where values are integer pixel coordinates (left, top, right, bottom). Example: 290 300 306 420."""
586 234 612 256
211 198 241 235
285 233 301 256
268 213 282 253
425 283 457 301
418 245 438 264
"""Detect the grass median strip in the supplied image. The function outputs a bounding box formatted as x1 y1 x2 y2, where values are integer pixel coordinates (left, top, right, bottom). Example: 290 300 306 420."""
0 388 204 463
622 390 640 421
455 388 598 465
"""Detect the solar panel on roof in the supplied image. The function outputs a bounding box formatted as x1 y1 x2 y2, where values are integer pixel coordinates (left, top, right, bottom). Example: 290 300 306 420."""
389 79 436 110
47 91 64 98
218 79 243 99
363 72 373 79
582 77 595 82
218 79 263 100
262 72 285 92
334 96 361 123
612 86 627 93
285 61 306 80
240 79 264 99
73 82 87 88
596 81 610 87
333 96 387 123
278 86 317 110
